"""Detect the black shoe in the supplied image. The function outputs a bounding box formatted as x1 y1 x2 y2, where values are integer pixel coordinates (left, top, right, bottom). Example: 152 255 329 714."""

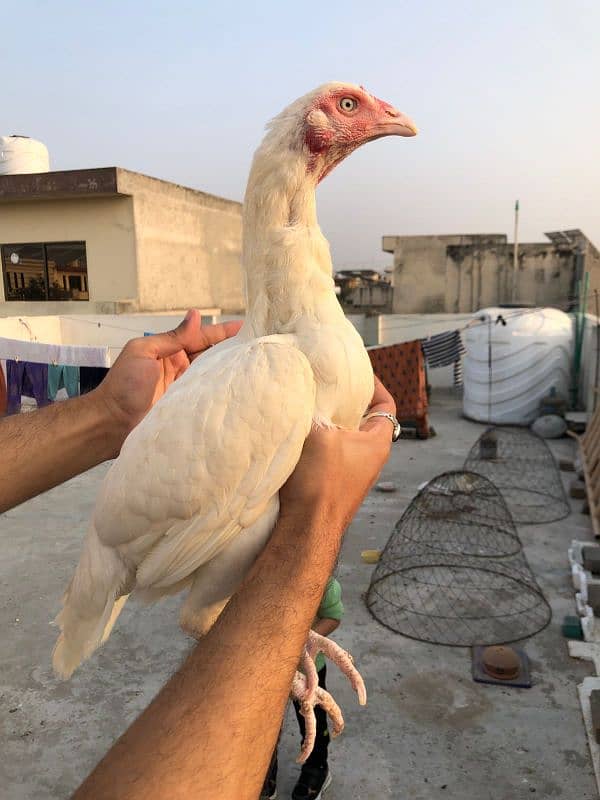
291 766 331 799
259 775 277 800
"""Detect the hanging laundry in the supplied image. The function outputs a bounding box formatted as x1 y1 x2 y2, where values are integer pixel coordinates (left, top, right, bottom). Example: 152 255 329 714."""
0 361 7 416
48 365 80 401
79 367 109 395
368 341 429 438
0 337 110 368
421 330 466 387
6 360 50 414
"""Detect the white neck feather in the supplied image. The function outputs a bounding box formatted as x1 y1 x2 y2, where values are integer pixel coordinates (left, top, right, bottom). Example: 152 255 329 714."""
241 141 341 335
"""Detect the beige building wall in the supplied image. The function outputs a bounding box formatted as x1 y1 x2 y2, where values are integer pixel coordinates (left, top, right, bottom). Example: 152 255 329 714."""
384 233 599 314
0 196 138 315
117 170 244 313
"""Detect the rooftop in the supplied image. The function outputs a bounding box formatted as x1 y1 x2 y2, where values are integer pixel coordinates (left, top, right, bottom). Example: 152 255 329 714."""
0 391 596 799
0 167 241 212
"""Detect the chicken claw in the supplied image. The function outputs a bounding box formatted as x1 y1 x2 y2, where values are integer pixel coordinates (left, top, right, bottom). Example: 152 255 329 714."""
291 671 344 763
306 630 367 705
290 632 366 763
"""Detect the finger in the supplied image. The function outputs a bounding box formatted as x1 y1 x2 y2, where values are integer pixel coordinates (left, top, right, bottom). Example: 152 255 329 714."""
187 318 245 362
127 311 242 361
359 415 396 442
168 350 191 381
360 377 396 435
369 376 396 415
360 414 397 445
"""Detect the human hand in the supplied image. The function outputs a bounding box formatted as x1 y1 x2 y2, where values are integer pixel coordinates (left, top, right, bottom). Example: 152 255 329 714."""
279 377 396 533
93 309 242 454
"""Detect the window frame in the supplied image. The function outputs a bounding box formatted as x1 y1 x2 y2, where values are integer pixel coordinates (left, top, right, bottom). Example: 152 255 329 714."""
1 241 89 302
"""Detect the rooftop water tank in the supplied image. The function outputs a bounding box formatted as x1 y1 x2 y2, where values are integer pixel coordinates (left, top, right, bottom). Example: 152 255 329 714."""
463 307 573 425
0 135 50 175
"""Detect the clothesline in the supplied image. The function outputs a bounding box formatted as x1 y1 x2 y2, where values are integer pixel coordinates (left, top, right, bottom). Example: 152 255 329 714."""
1 361 109 416
369 328 466 387
0 336 111 368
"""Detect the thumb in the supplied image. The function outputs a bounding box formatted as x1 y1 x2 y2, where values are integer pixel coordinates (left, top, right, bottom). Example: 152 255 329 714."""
131 309 201 360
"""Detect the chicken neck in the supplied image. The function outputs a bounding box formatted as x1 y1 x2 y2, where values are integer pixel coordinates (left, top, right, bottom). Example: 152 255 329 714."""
241 147 343 336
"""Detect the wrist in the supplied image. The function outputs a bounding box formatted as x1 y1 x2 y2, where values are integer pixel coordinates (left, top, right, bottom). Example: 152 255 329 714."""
86 388 131 460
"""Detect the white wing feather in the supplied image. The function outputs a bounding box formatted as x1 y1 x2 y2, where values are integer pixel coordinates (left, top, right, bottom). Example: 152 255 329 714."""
53 336 315 676
99 335 316 584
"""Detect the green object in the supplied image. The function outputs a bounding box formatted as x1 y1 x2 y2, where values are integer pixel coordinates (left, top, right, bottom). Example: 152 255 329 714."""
47 364 80 401
572 271 590 409
314 578 344 671
561 615 583 640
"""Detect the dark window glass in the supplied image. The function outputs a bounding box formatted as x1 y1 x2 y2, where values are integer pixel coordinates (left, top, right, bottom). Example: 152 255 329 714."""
46 242 89 300
1 244 46 300
1 241 88 301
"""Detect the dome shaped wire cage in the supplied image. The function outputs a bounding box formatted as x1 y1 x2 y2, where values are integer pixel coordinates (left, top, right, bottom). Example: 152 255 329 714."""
463 426 570 524
365 471 552 646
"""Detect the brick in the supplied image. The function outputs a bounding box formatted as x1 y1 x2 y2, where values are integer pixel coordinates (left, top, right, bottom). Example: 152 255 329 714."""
583 546 600 574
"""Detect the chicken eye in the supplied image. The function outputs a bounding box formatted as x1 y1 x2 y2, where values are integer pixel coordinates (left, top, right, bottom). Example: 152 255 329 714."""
339 97 358 113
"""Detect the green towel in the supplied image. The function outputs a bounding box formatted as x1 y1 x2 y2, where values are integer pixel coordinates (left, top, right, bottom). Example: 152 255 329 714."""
48 365 80 401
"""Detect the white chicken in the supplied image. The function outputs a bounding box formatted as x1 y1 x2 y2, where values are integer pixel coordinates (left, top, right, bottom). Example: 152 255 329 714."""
53 82 417 757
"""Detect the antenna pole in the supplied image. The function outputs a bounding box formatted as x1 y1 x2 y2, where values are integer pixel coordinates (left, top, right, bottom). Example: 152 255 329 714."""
511 199 519 303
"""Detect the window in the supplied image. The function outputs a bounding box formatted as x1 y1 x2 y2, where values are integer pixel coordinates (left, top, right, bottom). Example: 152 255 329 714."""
1 241 89 301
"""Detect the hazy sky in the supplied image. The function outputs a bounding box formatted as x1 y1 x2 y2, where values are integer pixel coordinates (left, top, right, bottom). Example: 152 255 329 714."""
3 1 599 268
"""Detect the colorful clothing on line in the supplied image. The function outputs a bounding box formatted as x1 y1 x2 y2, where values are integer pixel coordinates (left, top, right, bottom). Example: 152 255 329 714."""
368 341 429 437
421 329 466 387
48 364 80 401
0 361 7 416
6 360 50 414
79 367 109 394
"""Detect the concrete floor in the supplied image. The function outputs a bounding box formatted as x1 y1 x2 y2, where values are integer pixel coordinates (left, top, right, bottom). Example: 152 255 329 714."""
0 390 597 800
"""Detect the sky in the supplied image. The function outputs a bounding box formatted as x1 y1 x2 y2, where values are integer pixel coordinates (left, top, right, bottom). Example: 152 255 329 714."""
3 1 600 269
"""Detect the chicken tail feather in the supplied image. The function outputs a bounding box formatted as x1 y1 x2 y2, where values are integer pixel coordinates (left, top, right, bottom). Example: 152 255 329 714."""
52 522 130 679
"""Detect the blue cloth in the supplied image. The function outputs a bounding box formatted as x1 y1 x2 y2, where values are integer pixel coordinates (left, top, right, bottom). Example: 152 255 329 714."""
6 360 50 414
47 364 80 401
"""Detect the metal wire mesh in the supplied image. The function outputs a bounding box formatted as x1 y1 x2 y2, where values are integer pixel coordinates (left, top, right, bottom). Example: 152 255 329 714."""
463 426 571 524
365 471 551 646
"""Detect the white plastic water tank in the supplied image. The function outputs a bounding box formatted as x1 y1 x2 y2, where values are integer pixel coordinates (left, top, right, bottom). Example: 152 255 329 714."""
463 307 573 424
0 135 50 175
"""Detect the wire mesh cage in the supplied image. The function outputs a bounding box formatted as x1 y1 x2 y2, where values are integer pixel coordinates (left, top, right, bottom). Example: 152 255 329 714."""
463 426 570 524
365 471 551 646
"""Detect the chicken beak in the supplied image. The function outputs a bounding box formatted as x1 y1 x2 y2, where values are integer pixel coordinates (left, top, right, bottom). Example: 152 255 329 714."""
374 111 418 138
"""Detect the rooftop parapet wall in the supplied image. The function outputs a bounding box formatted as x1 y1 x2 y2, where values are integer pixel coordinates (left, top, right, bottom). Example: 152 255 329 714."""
384 231 600 314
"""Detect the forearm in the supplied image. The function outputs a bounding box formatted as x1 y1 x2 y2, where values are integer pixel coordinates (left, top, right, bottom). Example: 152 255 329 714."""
72 504 345 800
0 391 123 512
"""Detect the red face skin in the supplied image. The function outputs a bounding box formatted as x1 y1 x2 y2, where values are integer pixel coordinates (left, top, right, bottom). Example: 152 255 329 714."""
303 86 417 182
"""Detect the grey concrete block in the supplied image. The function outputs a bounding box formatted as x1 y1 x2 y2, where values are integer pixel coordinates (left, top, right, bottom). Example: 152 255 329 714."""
587 582 600 615
583 546 600 573
590 690 600 743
